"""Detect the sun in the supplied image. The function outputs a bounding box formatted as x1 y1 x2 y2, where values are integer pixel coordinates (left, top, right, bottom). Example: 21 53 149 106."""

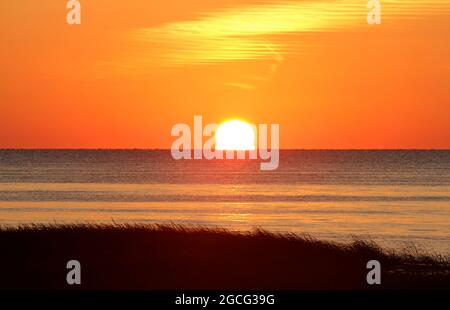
215 120 256 151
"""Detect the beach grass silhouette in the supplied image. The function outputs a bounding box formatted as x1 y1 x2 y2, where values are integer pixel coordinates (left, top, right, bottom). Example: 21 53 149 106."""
0 223 448 290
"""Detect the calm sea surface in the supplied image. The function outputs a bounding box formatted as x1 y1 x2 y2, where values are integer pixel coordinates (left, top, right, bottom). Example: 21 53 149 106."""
0 150 449 254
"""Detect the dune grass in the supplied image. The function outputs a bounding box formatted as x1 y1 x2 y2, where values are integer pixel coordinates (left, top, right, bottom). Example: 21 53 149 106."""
0 223 448 290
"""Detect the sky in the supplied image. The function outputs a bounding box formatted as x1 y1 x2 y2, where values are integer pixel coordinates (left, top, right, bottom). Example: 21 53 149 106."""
1 0 449 149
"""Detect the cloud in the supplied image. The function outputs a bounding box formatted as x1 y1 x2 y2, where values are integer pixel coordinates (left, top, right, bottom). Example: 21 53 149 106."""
129 0 450 67
131 0 358 66
223 82 257 90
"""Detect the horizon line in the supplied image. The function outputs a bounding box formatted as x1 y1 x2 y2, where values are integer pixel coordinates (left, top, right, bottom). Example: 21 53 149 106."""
1 148 449 151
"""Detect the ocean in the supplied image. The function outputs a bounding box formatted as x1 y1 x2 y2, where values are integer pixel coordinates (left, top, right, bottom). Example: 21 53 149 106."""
0 150 449 254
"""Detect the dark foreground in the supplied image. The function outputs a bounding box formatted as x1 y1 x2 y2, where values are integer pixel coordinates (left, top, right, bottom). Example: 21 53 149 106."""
0 224 448 290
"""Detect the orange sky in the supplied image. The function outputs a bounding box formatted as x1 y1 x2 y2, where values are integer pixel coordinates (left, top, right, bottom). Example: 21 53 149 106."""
1 0 449 149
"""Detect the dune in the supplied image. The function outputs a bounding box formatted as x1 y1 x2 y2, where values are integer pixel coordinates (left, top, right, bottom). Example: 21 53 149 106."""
0 224 448 290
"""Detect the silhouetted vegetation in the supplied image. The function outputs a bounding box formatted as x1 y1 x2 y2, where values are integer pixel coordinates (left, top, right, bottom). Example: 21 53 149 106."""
0 224 448 289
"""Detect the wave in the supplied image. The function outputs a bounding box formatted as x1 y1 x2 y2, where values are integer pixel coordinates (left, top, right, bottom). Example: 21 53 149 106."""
0 191 448 202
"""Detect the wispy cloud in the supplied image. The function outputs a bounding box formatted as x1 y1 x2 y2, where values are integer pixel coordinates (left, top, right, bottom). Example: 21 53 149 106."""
131 0 449 67
115 0 450 89
223 82 256 90
132 0 359 66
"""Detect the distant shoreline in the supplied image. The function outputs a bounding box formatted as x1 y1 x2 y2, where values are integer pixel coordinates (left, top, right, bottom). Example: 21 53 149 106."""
0 224 448 290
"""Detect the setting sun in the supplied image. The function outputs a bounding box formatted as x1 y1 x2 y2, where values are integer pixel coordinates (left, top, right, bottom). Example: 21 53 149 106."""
215 120 256 151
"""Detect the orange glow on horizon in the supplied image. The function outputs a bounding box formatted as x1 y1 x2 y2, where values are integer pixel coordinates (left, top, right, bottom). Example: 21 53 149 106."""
0 0 449 149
